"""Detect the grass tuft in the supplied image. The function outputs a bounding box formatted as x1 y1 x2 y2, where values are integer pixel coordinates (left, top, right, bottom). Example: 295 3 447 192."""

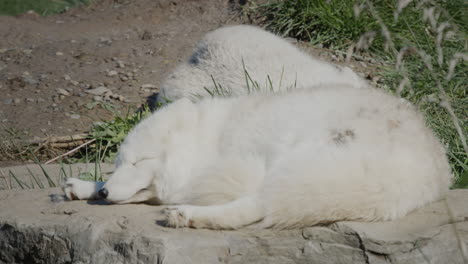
72 105 152 163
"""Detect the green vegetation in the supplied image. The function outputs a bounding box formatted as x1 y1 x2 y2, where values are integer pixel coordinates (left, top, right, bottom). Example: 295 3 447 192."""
246 0 467 187
201 60 292 99
73 105 152 163
0 0 91 16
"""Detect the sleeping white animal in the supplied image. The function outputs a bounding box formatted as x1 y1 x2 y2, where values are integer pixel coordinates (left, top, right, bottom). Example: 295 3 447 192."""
63 85 452 229
158 25 368 102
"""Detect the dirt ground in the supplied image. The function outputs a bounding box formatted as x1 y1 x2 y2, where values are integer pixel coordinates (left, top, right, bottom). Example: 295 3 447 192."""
0 0 240 136
0 0 377 165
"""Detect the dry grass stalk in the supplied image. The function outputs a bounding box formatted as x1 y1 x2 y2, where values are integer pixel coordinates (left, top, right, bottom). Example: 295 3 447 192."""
44 138 96 164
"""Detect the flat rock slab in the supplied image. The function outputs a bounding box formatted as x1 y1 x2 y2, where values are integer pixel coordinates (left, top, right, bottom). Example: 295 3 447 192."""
0 188 467 264
0 163 114 190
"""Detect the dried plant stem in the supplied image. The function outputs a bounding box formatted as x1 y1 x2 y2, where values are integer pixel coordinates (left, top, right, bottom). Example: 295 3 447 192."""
2 134 89 148
45 138 96 164
28 134 89 146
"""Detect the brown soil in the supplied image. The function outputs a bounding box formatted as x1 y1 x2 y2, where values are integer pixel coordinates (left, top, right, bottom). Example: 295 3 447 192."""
0 0 239 139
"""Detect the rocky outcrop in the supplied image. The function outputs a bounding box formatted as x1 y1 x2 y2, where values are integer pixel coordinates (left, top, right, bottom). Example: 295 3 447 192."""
0 188 467 264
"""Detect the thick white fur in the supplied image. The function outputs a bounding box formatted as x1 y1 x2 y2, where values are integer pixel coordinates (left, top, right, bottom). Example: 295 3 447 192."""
63 86 452 229
158 25 368 102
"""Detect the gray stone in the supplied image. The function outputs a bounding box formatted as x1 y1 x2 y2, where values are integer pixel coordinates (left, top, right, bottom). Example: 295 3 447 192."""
39 74 48 81
99 37 112 45
56 88 70 96
80 83 91 89
107 70 118 77
117 61 125 68
70 114 81 119
141 83 157 90
0 174 466 264
22 75 38 85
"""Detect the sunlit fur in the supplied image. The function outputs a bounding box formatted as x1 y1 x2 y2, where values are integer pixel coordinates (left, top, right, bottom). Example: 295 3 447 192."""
158 25 368 102
64 85 452 229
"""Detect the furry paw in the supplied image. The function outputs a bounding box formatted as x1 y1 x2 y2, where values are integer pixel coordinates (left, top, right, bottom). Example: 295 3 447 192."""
62 178 101 200
163 206 194 228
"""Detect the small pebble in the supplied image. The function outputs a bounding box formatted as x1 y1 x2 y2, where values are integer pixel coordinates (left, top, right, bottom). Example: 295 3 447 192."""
107 70 118 77
70 114 81 119
57 88 70 96
80 83 91 89
141 84 157 89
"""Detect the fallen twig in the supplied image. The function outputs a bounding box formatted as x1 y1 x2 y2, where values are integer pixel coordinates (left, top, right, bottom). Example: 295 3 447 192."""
47 141 89 149
1 134 89 149
28 134 89 145
45 138 96 164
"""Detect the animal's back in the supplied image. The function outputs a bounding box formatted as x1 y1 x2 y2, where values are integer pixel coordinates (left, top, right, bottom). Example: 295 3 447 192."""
212 87 452 228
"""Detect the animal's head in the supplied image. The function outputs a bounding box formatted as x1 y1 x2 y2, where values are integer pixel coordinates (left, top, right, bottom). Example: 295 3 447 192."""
98 158 163 204
97 98 198 204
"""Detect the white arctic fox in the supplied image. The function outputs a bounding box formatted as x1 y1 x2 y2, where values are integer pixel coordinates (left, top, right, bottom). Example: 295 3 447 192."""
158 25 368 102
63 85 452 229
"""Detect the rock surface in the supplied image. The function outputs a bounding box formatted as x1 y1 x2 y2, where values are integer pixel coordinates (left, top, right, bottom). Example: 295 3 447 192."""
0 188 467 264
0 163 114 190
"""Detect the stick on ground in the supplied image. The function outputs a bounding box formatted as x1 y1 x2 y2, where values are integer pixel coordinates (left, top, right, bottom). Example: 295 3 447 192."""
44 138 96 164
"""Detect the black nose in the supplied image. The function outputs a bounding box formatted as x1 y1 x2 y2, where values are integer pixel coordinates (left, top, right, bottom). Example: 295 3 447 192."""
98 188 108 199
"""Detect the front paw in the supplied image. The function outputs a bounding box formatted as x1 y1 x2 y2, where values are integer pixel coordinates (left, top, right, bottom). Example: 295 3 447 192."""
62 178 97 200
163 207 194 228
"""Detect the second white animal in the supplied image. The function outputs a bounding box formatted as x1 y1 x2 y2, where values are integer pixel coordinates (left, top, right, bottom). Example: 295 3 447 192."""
158 25 367 102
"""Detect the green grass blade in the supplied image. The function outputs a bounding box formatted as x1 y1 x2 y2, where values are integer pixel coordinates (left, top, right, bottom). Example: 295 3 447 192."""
26 167 44 189
9 170 27 189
